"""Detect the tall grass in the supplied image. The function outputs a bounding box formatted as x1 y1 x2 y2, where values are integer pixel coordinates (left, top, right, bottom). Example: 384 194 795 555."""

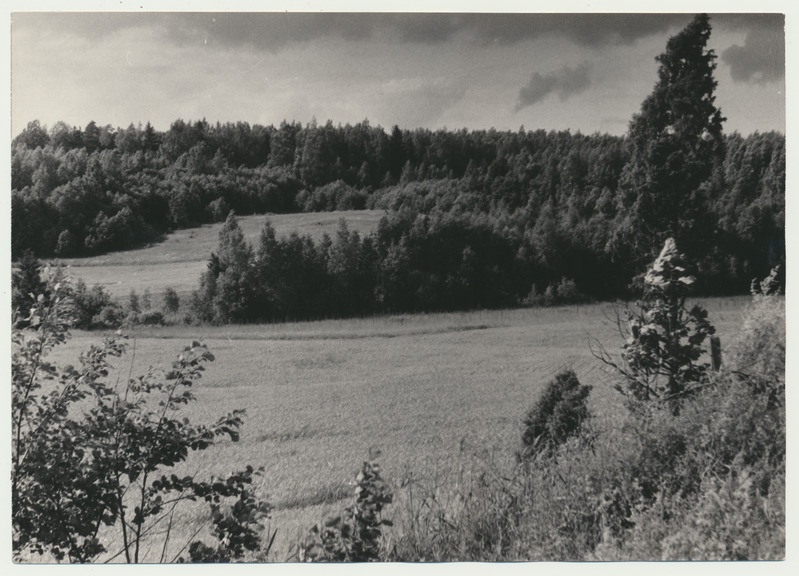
378 284 785 561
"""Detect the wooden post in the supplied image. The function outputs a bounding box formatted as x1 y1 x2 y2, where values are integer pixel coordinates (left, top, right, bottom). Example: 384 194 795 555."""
710 336 722 371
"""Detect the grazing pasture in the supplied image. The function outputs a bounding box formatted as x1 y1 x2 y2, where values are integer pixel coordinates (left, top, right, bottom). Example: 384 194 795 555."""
46 298 748 559
53 210 385 299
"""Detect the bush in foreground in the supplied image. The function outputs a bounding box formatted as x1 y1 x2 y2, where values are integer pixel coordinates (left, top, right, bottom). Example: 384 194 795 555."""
300 457 393 562
519 369 592 460
11 272 270 563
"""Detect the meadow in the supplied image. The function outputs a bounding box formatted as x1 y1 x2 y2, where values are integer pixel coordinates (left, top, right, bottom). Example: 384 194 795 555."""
46 297 749 560
53 209 385 299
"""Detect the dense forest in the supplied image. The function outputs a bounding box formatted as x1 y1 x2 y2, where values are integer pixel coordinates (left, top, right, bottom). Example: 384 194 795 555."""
11 15 785 317
11 121 784 302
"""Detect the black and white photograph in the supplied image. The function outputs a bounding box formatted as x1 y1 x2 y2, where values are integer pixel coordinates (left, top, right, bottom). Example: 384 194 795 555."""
6 0 791 568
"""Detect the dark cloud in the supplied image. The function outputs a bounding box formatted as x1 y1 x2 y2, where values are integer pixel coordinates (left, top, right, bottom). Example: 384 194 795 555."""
516 63 592 110
712 13 785 32
12 12 693 51
186 13 694 50
718 15 784 84
13 12 784 61
12 12 167 37
459 13 692 47
169 13 373 50
10 12 375 49
389 14 462 44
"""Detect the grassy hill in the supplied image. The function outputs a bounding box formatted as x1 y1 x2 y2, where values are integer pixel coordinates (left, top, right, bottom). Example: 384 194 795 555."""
53 210 385 299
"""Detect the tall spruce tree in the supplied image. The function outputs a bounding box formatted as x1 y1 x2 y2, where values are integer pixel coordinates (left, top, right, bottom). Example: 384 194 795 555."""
616 14 726 269
192 211 254 323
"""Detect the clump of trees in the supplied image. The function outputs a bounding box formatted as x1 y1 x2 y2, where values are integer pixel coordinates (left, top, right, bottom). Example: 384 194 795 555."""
189 211 526 323
12 118 783 297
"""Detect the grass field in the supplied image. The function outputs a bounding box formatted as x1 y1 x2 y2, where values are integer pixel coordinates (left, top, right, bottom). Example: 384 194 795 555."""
45 297 750 560
53 210 385 299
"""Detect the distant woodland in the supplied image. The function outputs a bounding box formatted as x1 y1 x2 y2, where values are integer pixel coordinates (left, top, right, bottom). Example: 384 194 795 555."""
12 118 783 301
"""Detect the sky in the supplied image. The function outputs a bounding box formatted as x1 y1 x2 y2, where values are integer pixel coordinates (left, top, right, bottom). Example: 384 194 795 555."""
8 4 789 138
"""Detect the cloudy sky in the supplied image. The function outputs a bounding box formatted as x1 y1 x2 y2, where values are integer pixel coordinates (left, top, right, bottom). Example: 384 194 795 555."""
10 6 787 137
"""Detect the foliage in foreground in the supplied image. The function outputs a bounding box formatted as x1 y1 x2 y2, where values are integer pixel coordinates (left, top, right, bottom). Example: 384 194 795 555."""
10 254 784 563
519 369 592 460
11 271 270 563
300 457 394 562
382 268 784 562
274 245 783 562
593 238 716 415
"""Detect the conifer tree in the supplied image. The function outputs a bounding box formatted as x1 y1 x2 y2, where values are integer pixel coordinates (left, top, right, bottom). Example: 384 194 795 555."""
12 250 47 321
617 14 726 267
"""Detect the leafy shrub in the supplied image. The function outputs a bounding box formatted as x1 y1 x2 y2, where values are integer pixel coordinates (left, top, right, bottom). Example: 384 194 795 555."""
128 289 141 314
91 302 126 329
630 426 702 502
728 267 785 406
300 458 393 562
207 196 231 222
137 310 165 325
55 229 77 256
594 268 785 560
12 272 270 563
181 466 272 563
706 267 785 494
521 285 551 307
142 288 152 311
163 287 181 314
69 279 124 330
552 277 583 304
519 369 592 460
660 468 785 560
296 180 367 212
605 465 785 561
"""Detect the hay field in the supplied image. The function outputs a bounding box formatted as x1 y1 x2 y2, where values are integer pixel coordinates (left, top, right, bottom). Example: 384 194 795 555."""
52 210 385 299
46 298 748 560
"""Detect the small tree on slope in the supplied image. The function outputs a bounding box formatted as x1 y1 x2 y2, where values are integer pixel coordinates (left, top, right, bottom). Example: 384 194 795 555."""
595 238 715 416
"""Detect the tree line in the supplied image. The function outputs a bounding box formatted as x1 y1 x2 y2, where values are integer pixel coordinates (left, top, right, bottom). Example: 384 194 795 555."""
12 122 783 294
191 211 526 323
